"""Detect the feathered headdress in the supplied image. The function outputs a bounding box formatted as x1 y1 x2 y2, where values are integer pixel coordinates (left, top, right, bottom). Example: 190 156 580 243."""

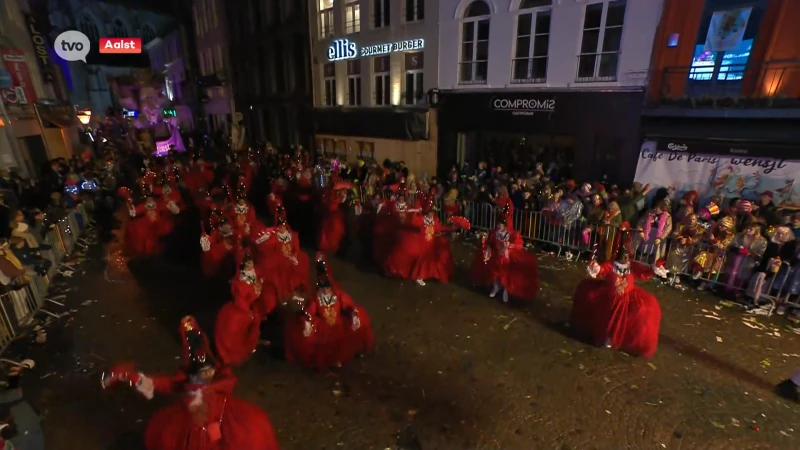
422 195 436 214
316 253 331 288
275 205 287 226
613 221 632 260
497 203 512 226
179 316 217 374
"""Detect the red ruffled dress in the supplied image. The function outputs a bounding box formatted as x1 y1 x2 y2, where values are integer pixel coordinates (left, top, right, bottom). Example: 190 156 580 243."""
267 181 286 217
141 367 279 450
469 228 539 302
317 191 347 254
371 199 396 262
125 203 172 258
183 162 215 197
284 282 374 369
570 262 662 358
215 270 276 366
383 214 454 283
257 228 310 299
200 230 237 278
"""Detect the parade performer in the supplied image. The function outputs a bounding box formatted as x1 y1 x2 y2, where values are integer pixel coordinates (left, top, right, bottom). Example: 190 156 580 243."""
371 192 395 263
183 156 215 198
214 252 276 366
470 205 539 303
101 316 280 450
570 235 662 358
382 197 455 286
257 206 310 299
200 220 238 278
284 254 373 369
160 174 184 215
317 180 351 254
267 175 287 217
125 196 171 258
228 196 263 240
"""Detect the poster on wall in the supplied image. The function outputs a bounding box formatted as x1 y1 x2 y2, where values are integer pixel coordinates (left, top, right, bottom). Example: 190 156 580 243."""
633 140 800 209
0 47 38 105
704 8 752 52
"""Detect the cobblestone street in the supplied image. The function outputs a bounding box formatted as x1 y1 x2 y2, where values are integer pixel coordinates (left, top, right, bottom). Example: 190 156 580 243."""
14 240 800 450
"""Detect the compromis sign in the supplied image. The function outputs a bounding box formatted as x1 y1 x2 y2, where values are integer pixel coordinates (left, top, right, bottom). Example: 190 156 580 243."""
491 97 555 116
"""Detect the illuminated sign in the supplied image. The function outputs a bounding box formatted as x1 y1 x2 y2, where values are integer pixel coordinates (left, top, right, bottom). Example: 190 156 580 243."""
327 38 425 61
162 108 177 117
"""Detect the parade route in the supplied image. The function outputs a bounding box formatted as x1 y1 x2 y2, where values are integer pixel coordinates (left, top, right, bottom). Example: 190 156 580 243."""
18 241 800 450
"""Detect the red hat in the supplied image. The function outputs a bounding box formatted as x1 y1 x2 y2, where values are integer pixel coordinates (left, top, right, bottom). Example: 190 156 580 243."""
738 200 752 213
682 190 699 206
762 191 774 199
178 316 217 374
316 253 331 288
275 205 287 226
422 196 436 214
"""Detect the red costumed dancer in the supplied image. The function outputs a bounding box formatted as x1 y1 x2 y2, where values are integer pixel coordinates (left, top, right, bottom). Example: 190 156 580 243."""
317 183 349 254
126 196 171 258
570 237 662 358
214 252 276 366
470 205 539 303
382 197 454 286
284 254 374 369
228 197 265 241
257 207 310 299
267 176 287 217
183 157 215 198
200 219 238 278
102 316 280 450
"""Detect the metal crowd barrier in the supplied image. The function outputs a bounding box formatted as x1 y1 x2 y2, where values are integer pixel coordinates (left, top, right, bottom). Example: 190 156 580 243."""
0 204 95 357
352 187 798 314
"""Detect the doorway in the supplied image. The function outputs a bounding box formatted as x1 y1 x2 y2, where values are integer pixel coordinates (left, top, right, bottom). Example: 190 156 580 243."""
19 135 49 179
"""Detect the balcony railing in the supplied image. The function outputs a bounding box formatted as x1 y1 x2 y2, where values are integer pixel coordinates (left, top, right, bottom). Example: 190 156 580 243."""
650 59 800 108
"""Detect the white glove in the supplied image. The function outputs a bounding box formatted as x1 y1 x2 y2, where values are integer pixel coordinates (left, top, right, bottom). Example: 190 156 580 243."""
19 359 35 369
653 265 669 278
135 373 154 400
587 261 601 278
244 223 250 235
290 256 298 265
302 320 312 337
167 201 179 214
483 250 491 263
255 231 271 244
200 235 211 252
128 206 136 217
351 315 361 331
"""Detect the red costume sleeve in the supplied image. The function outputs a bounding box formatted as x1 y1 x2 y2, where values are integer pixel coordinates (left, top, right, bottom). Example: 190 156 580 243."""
434 217 454 233
150 370 189 395
231 279 257 310
291 231 301 257
597 261 613 279
306 295 318 317
134 204 147 216
207 367 237 396
510 231 524 248
631 262 654 281
335 285 356 312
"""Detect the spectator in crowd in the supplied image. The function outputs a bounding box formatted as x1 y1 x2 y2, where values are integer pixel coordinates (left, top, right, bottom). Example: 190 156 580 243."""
0 238 29 290
9 210 50 251
8 237 50 276
0 193 10 239
754 191 780 226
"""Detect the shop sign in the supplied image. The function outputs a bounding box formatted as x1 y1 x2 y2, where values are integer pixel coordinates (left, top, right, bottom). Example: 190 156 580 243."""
0 47 38 105
491 96 555 115
24 14 54 82
327 38 425 61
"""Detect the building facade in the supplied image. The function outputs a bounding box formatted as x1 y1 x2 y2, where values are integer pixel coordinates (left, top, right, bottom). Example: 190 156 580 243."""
193 0 234 136
639 0 800 206
310 0 439 176
1 0 80 176
227 0 313 149
436 0 662 182
145 28 193 129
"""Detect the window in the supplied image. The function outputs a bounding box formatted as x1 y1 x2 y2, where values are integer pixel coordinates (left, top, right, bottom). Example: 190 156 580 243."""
275 43 286 92
405 0 425 22
344 0 361 34
215 45 224 72
319 0 334 39
459 1 491 85
374 56 391 105
347 60 362 106
374 0 390 28
576 0 626 82
210 0 218 28
111 19 128 38
79 15 99 43
323 63 336 106
193 5 201 36
404 52 424 105
512 1 551 84
688 5 762 83
198 52 207 76
142 25 156 46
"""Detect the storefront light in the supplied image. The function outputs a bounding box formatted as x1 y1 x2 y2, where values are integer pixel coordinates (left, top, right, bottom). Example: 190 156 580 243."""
77 110 92 125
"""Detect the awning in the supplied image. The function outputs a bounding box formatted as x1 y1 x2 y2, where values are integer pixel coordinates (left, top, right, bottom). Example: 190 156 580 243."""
641 117 800 160
36 104 76 128
314 107 428 141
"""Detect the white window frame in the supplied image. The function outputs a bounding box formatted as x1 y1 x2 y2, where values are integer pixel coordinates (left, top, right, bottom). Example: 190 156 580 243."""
319 0 334 39
347 75 362 106
345 0 361 34
405 0 424 23
373 0 390 28
404 70 423 105
210 0 218 28
576 0 626 83
193 5 201 36
324 64 337 107
201 0 209 34
374 69 390 106
511 5 551 84
215 45 223 72
459 15 490 85
198 51 206 76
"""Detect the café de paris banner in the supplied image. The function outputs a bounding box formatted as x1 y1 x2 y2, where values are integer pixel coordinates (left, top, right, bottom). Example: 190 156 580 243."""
633 140 800 209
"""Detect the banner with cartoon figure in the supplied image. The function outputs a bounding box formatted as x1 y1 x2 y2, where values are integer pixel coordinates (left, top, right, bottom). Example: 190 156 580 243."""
634 140 800 209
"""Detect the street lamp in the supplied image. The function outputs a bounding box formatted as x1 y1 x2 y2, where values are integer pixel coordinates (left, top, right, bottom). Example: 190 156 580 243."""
77 110 91 125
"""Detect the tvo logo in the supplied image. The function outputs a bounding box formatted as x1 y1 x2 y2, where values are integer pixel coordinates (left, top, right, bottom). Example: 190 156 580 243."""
328 39 357 61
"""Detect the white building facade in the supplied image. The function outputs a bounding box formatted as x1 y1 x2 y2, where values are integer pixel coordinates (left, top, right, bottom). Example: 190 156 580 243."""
435 0 663 182
309 0 441 177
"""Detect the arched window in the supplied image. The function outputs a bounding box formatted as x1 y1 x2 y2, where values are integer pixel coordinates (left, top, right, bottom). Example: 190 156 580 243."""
511 0 552 84
459 1 491 84
112 19 128 38
142 25 157 45
79 15 99 43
